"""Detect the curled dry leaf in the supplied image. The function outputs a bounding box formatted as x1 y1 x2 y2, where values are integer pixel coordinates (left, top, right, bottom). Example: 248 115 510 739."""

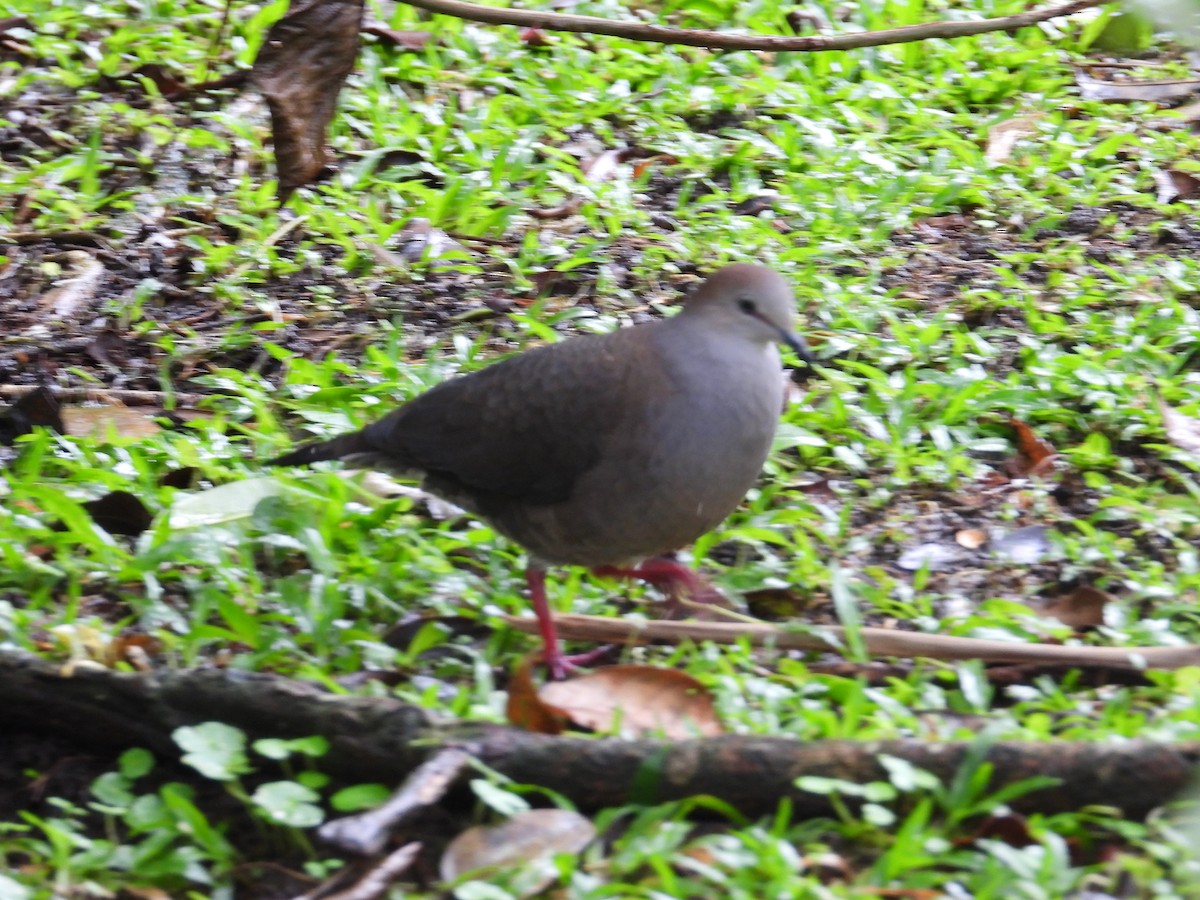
537 664 723 739
1040 585 1112 629
250 0 365 199
985 114 1043 163
40 251 105 319
519 26 552 46
1153 168 1200 204
505 657 568 735
439 809 595 886
52 623 162 672
1005 418 1057 478
631 154 677 180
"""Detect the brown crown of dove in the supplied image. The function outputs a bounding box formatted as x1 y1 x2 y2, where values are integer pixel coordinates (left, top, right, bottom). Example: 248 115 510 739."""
270 263 812 678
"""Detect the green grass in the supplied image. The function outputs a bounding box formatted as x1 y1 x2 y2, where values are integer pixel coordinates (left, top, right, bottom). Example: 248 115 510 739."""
3 0 1200 894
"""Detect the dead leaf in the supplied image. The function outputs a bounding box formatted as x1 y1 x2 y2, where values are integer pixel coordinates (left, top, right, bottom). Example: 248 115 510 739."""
85 328 128 368
955 528 987 550
61 405 162 440
519 26 552 47
1005 418 1057 477
1041 585 1113 629
52 624 162 671
528 197 583 220
505 657 568 734
732 194 778 216
1157 395 1200 458
250 0 365 200
439 809 595 886
985 114 1042 163
792 476 837 503
362 20 434 50
1153 168 1200 204
1075 71 1200 104
537 665 723 739
631 154 676 180
40 251 105 319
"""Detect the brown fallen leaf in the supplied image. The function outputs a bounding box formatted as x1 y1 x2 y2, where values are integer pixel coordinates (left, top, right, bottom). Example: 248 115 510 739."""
505 657 568 734
1153 168 1200 204
1005 418 1057 478
528 197 583 220
52 624 163 672
61 405 163 440
250 0 365 200
631 153 677 180
538 664 723 739
440 809 595 886
1157 395 1200 458
519 26 553 47
1040 585 1113 629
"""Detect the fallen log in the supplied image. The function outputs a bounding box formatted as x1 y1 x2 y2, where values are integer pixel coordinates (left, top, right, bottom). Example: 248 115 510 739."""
2 651 1196 821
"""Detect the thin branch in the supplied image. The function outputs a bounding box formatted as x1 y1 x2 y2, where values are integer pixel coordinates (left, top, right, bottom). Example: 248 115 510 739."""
504 613 1200 670
402 0 1105 51
0 385 208 407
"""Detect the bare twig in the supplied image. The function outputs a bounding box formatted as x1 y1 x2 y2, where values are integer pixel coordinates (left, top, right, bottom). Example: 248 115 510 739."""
303 843 422 900
402 0 1104 51
504 613 1200 670
0 385 208 407
319 748 470 855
